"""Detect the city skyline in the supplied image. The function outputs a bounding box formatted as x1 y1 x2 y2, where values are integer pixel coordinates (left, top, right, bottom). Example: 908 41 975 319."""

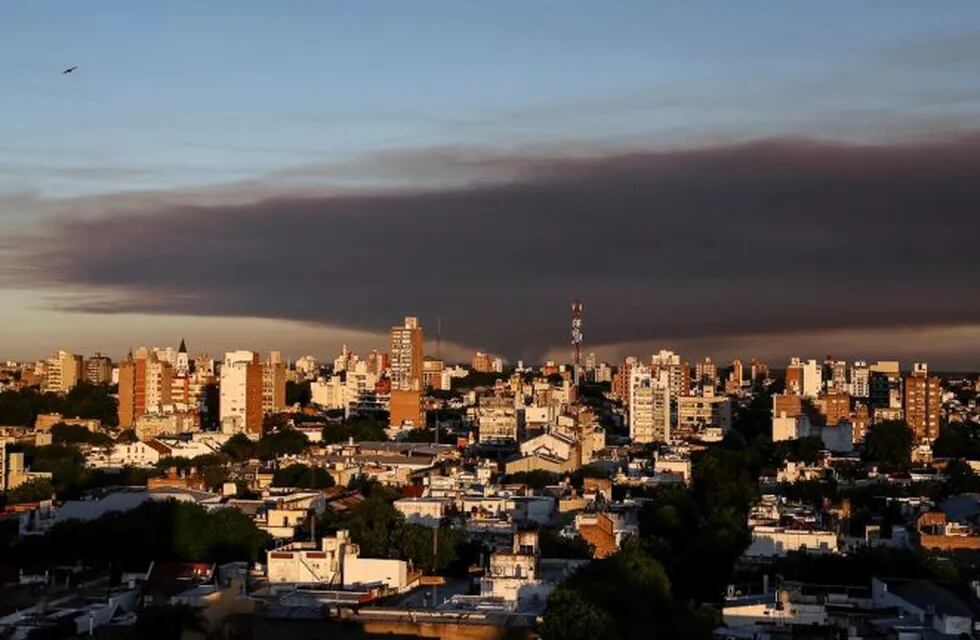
2 2 980 366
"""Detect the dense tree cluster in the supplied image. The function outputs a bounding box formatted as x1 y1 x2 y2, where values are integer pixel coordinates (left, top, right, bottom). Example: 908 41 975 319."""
50 422 113 446
271 463 334 489
219 429 310 462
4 442 157 501
319 484 480 574
0 382 118 427
285 380 312 406
320 416 388 444
541 541 717 640
156 454 231 491
862 420 915 468
4 500 267 569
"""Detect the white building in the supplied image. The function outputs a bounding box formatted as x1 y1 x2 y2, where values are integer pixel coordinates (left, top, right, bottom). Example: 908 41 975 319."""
393 497 449 527
219 350 260 434
676 395 732 437
743 526 839 558
849 361 870 398
630 375 671 444
801 359 821 399
772 412 811 442
267 529 414 592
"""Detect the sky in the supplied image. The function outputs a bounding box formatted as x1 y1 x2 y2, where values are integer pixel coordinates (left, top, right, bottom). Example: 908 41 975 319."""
2 1 980 367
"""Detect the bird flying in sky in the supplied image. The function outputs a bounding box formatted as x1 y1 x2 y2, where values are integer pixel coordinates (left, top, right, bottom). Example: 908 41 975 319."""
62 66 77 75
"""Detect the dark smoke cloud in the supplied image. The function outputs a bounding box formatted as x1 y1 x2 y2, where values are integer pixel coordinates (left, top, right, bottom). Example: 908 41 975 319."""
3 136 979 361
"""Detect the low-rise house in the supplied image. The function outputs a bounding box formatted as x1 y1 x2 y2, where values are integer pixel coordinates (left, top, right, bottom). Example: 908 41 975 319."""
393 497 450 527
872 578 977 637
917 510 980 550
267 529 417 594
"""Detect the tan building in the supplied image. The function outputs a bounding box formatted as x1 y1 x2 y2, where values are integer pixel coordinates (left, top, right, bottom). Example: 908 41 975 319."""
389 388 423 428
390 316 423 391
220 351 264 437
262 352 287 413
821 391 851 427
34 413 101 433
471 352 494 373
84 355 112 385
118 348 174 429
43 350 83 394
905 362 941 441
676 395 732 439
476 395 521 444
772 393 803 419
135 411 201 441
422 358 445 390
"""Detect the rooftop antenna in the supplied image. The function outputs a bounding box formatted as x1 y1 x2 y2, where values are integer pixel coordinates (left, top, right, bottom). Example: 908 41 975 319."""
571 300 583 382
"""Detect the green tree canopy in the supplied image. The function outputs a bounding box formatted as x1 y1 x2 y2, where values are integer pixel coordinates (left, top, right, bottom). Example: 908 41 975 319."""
51 422 113 446
9 500 267 568
255 429 309 460
5 477 55 504
271 463 334 489
862 420 915 468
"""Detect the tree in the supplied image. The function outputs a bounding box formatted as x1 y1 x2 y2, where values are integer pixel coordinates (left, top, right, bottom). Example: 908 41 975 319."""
271 464 334 489
5 477 54 504
51 422 112 446
255 429 309 460
11 500 268 569
220 433 256 461
773 437 824 465
863 420 914 468
321 422 348 444
540 587 616 640
116 429 139 443
504 470 561 490
286 380 312 406
344 495 404 558
933 423 980 459
539 527 593 559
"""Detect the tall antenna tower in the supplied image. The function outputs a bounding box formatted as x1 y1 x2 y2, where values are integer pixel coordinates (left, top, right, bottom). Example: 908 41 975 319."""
571 299 583 376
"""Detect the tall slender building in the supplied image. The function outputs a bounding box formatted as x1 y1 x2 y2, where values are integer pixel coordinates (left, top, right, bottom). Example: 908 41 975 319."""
390 316 424 391
85 354 112 385
904 362 940 441
118 347 173 428
220 351 263 437
43 350 83 394
262 351 287 413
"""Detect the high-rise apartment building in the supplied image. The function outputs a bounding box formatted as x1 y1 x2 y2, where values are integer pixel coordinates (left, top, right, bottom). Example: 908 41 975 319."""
220 350 263 437
43 350 83 394
262 351 287 413
695 357 718 391
84 354 112 385
423 358 446 390
821 391 851 426
785 357 820 398
651 350 689 400
630 376 671 444
830 361 848 392
390 316 424 391
904 362 941 441
850 361 870 398
869 361 903 410
472 352 494 374
118 347 174 428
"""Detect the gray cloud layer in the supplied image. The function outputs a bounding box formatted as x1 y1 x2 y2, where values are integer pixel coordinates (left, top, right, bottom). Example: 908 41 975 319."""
3 136 979 361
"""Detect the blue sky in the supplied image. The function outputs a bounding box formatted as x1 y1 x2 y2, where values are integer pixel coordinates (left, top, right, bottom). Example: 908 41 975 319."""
3 1 979 197
2 2 980 363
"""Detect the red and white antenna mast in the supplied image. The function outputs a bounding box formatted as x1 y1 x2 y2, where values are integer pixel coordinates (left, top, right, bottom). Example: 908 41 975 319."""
571 299 583 378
